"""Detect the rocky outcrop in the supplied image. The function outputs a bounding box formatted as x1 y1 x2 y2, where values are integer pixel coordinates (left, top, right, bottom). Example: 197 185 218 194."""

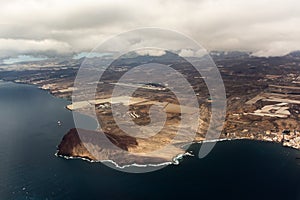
57 128 96 160
57 128 171 166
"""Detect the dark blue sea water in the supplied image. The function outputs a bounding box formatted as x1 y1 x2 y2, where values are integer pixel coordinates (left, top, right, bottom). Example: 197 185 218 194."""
1 81 300 200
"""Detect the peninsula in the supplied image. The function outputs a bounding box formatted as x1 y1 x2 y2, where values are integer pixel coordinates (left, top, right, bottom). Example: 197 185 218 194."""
1 51 300 166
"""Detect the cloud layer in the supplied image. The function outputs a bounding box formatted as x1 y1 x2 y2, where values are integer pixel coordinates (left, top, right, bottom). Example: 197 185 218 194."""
0 0 300 58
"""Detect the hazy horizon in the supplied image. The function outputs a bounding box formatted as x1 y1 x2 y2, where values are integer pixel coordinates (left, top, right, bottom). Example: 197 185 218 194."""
1 0 300 59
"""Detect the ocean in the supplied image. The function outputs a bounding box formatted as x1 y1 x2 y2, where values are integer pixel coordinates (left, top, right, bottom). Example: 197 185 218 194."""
0 81 300 200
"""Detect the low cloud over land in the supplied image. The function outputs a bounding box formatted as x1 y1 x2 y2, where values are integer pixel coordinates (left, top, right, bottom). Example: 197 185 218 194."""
1 0 300 58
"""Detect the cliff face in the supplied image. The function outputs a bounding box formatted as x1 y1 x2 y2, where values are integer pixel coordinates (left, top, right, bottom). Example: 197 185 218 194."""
57 128 140 162
57 128 96 160
57 128 172 166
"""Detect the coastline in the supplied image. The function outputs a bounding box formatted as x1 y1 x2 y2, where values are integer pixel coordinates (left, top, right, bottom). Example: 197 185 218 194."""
2 79 300 169
55 136 298 170
4 80 101 130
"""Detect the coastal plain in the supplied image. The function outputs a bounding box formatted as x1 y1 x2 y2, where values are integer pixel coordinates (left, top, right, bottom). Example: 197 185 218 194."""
1 51 300 166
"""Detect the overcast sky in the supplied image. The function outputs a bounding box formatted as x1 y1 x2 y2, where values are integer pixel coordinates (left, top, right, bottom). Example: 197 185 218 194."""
0 0 300 58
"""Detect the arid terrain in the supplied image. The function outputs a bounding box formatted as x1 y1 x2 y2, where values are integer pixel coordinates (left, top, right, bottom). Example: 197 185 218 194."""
1 51 300 166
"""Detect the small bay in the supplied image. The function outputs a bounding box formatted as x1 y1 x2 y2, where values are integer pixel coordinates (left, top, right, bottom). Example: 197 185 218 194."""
0 81 300 200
